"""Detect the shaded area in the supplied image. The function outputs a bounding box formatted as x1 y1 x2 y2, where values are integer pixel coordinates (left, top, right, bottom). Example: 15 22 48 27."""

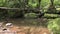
0 18 48 27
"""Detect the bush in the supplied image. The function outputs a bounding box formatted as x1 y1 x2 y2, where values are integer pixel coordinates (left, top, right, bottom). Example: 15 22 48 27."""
47 18 60 34
28 0 38 8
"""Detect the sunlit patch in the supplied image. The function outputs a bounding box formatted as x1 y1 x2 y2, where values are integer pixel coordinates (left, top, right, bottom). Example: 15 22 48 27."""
43 32 47 34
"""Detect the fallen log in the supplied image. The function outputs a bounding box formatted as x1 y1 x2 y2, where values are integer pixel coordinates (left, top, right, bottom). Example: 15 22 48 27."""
0 7 20 10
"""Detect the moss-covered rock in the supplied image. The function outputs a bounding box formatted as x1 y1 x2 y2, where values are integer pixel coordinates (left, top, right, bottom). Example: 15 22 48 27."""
44 13 60 18
24 13 37 18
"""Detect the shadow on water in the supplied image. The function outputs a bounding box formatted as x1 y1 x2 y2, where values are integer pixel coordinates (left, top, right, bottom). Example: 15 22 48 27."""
0 18 48 27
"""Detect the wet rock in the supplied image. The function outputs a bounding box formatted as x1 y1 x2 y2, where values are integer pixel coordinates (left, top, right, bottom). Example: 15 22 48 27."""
5 23 13 28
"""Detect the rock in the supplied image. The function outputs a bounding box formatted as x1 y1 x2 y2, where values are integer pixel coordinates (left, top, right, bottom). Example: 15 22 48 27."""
5 23 13 28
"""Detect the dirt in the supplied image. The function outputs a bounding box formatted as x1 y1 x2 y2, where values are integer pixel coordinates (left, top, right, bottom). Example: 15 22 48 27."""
9 26 51 34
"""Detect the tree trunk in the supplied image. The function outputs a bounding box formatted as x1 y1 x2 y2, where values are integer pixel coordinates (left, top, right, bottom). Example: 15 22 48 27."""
37 0 41 10
51 0 54 5
48 0 56 14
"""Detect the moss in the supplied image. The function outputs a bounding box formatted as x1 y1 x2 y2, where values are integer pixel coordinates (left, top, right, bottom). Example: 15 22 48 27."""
24 13 37 18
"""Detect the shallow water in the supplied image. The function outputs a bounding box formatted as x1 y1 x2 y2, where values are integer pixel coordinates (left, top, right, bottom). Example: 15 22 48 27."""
0 18 48 27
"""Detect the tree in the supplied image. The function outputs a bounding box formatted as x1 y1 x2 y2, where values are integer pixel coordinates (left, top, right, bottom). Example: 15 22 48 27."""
37 0 41 9
48 0 56 13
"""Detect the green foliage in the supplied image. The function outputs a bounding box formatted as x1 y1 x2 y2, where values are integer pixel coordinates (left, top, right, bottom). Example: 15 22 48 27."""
47 18 60 34
0 0 60 19
7 0 21 8
28 0 38 8
0 0 7 6
40 0 50 7
0 0 21 7
0 0 60 8
54 0 60 6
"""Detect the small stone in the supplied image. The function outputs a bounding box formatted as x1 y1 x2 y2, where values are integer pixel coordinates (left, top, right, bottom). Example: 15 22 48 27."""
6 23 13 28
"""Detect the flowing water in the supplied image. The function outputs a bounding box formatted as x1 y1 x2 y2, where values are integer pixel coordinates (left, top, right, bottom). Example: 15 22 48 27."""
0 18 48 27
